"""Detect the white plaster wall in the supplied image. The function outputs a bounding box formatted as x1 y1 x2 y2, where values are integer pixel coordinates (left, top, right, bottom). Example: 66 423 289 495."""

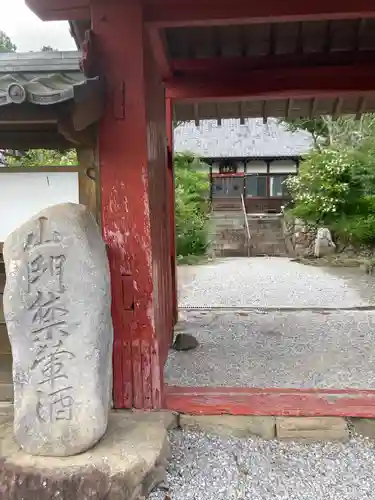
269 160 298 173
0 172 79 242
246 160 267 173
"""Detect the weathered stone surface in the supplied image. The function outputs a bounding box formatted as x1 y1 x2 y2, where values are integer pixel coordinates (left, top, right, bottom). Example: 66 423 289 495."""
131 409 179 430
173 333 199 351
351 418 375 438
276 417 349 442
3 203 113 456
0 411 170 500
180 415 276 439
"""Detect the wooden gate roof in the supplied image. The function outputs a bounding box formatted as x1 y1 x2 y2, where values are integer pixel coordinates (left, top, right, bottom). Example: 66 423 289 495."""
0 51 103 149
166 18 375 122
66 13 375 122
7 1 375 132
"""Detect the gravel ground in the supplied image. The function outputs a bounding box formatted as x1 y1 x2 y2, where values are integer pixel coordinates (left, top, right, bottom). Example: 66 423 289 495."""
178 258 374 308
149 430 375 500
165 310 375 388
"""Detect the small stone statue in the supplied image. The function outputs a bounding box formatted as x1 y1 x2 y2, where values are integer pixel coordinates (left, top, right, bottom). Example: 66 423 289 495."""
314 227 336 258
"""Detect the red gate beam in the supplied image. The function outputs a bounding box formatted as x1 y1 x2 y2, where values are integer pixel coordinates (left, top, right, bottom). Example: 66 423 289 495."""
148 27 173 79
145 0 375 27
171 51 375 75
165 63 375 101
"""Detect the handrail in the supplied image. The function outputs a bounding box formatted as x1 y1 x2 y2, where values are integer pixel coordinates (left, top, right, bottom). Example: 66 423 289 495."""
241 194 251 256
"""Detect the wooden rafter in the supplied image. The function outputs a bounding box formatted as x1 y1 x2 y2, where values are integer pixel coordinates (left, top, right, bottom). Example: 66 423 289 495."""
170 50 375 75
148 27 173 79
144 0 375 28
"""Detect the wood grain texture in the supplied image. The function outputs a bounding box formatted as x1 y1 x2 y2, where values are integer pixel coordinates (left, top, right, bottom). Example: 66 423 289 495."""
165 386 375 418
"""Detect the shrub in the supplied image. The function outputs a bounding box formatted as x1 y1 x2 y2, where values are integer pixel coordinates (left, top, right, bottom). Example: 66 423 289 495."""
174 153 210 258
286 138 375 245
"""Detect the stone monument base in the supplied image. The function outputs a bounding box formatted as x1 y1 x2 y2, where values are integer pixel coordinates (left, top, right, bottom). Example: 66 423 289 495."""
0 410 175 500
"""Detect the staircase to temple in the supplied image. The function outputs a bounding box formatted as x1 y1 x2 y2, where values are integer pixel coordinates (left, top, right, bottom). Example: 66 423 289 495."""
209 212 289 257
0 248 12 402
247 214 289 256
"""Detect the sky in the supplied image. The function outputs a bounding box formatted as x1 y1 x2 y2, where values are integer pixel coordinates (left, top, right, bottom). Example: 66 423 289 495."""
1 0 76 52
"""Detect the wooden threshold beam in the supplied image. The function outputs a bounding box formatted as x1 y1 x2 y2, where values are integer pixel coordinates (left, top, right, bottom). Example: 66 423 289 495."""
165 386 375 417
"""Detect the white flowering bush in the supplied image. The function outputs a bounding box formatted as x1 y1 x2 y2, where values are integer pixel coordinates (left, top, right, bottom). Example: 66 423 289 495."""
287 142 375 244
286 148 357 222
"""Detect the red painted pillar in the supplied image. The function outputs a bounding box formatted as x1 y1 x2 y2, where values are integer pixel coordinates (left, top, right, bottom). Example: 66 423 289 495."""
166 98 178 328
92 0 169 409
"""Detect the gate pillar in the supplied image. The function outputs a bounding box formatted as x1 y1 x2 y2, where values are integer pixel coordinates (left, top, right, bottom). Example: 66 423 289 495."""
92 0 172 409
166 98 178 328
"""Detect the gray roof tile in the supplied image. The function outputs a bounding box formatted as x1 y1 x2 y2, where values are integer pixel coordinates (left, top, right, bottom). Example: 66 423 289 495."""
0 51 101 108
174 118 313 157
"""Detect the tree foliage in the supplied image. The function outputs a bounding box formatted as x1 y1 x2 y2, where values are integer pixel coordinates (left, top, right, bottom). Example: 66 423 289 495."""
174 153 210 257
286 117 375 245
283 115 375 150
7 149 77 167
41 45 57 52
0 31 16 53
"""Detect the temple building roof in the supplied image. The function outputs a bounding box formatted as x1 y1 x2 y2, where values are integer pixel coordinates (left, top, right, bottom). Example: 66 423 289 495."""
174 118 313 158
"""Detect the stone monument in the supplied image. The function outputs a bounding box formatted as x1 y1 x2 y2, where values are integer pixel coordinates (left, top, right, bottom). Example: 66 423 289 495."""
314 227 336 258
2 203 113 457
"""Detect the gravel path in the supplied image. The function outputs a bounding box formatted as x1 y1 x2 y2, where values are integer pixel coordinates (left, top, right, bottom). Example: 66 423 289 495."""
170 258 375 388
149 430 375 500
178 258 373 308
165 310 375 388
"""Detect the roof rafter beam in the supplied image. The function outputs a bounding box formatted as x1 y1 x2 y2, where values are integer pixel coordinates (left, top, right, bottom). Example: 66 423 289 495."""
165 63 375 101
171 50 375 76
145 0 375 28
148 27 173 79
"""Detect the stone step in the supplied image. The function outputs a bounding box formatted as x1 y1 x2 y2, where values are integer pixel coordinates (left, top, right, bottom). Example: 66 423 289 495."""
179 415 350 442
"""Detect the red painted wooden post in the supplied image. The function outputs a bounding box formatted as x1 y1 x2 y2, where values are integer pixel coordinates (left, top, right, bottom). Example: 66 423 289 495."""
166 98 178 328
91 0 168 409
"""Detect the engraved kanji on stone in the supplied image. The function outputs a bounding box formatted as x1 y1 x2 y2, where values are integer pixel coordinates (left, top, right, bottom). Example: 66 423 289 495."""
34 340 75 390
24 216 62 251
27 255 66 292
28 291 69 341
36 386 74 423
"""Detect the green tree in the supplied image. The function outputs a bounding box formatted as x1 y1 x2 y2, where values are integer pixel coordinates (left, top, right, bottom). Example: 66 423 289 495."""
283 114 375 150
286 137 375 244
7 149 77 167
174 153 210 257
41 45 57 52
0 30 16 53
282 118 329 150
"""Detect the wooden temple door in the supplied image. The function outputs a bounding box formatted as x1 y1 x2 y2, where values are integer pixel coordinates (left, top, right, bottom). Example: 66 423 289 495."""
91 0 174 409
